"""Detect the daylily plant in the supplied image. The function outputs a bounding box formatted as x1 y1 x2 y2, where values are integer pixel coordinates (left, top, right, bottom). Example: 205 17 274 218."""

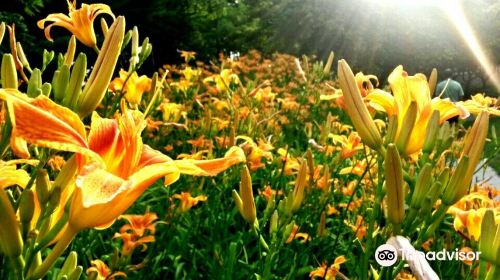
37 0 115 49
366 65 467 155
0 89 246 278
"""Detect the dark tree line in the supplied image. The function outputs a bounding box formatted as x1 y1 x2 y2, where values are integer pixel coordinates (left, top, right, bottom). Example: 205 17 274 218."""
1 0 500 94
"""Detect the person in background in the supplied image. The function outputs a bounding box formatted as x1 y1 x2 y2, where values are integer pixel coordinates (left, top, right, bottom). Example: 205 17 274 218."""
435 68 464 102
435 68 464 123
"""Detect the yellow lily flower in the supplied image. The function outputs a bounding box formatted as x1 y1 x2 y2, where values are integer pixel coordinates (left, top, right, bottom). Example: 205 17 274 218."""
203 69 240 92
172 192 208 212
0 160 37 189
366 65 466 155
159 101 184 123
309 256 346 280
181 66 201 81
0 89 246 278
86 259 126 280
37 0 115 49
109 69 152 106
458 93 500 116
179 50 196 63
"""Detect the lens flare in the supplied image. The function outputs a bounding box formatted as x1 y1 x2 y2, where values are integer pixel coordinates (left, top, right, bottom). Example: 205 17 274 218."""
441 1 500 92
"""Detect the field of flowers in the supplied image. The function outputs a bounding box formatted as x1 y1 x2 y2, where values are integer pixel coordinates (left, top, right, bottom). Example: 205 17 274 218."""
0 2 499 280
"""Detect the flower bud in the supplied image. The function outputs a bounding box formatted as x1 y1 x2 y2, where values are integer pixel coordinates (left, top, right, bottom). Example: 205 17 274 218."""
385 114 398 145
479 209 500 267
1 54 18 89
78 16 125 118
52 64 70 103
233 166 257 226
0 22 5 45
428 68 438 95
461 111 489 186
281 221 295 244
27 68 42 98
338 60 383 152
19 189 35 225
42 49 55 71
45 185 62 216
396 101 417 154
0 189 23 257
139 37 152 64
64 35 76 67
422 110 440 154
438 167 450 189
317 211 326 237
36 169 51 205
60 251 78 277
442 156 469 205
63 53 87 109
384 144 404 228
410 163 433 209
41 82 51 96
68 266 83 280
100 18 109 35
290 160 307 212
16 42 31 72
270 210 278 234
323 51 334 75
306 150 314 186
131 26 139 57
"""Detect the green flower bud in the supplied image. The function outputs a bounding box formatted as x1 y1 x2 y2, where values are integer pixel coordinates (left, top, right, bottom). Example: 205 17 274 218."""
422 110 440 153
384 144 404 228
385 114 398 145
396 101 417 154
52 64 70 103
0 189 23 257
410 163 433 209
19 189 35 225
36 169 51 205
442 156 469 205
1 54 18 89
63 53 87 109
27 68 42 97
78 16 125 118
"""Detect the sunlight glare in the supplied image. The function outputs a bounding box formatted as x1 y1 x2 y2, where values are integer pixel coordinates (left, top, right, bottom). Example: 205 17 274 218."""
441 0 500 92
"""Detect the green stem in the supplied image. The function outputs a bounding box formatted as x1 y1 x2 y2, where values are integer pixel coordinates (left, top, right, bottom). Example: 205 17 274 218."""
391 260 405 279
485 265 500 280
421 205 449 243
10 255 25 280
28 226 78 279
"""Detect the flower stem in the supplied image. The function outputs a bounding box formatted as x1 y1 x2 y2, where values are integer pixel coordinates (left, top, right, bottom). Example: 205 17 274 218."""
28 226 78 279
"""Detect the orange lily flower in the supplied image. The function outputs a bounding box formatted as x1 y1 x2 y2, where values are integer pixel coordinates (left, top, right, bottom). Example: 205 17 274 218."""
286 224 311 243
109 69 152 106
86 259 126 280
172 192 208 212
118 212 158 237
37 0 115 49
458 93 500 116
237 136 274 170
179 50 196 63
309 256 347 279
0 160 35 189
113 212 158 256
0 89 246 278
366 66 467 155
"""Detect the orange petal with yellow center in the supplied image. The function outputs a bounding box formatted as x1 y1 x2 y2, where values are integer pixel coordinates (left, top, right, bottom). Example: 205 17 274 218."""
0 89 93 158
174 146 246 176
69 162 180 230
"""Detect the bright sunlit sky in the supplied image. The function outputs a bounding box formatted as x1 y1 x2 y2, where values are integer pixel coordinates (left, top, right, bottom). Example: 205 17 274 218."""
363 0 500 91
